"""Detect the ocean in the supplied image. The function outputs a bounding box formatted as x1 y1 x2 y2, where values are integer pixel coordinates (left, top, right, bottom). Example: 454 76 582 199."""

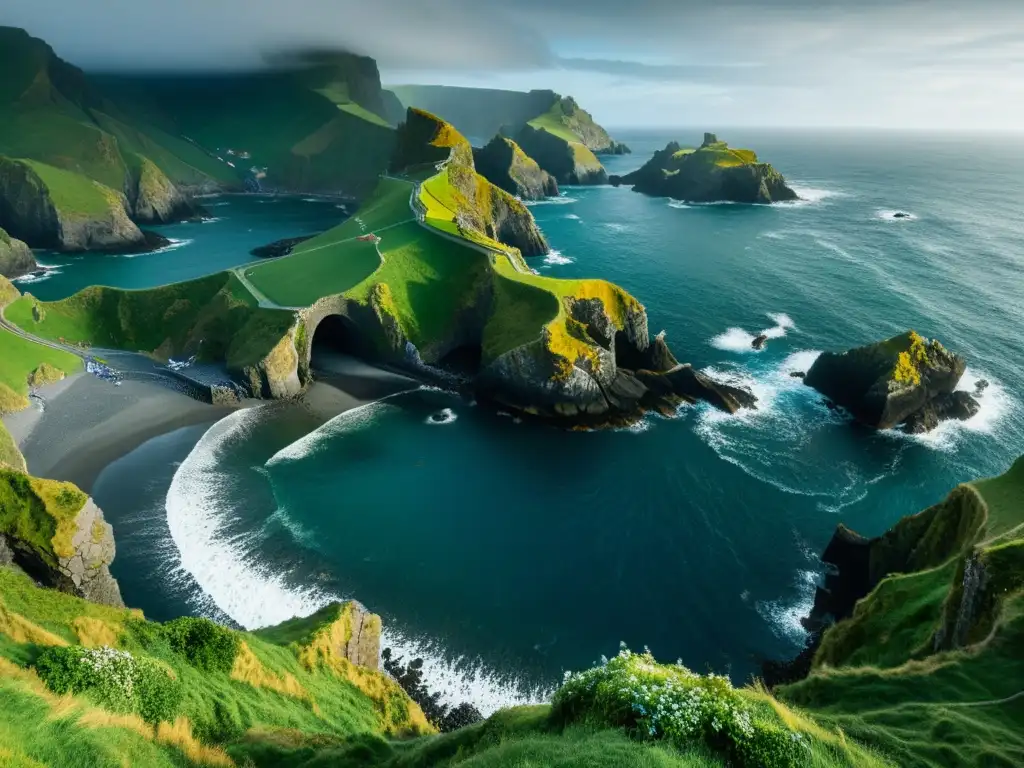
84 129 1023 714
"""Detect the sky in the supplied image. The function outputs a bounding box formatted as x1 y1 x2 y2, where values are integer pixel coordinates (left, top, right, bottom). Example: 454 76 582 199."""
3 0 1023 130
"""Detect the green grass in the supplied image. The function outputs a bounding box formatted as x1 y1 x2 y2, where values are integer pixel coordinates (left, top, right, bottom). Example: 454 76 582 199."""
246 239 381 308
5 273 294 372
246 178 416 307
777 457 1024 768
0 420 25 472
0 565 431 766
0 325 82 396
17 159 119 218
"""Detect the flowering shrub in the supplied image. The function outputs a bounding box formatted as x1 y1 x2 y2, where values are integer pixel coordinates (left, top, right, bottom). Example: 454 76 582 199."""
35 645 182 723
163 616 240 673
551 645 806 768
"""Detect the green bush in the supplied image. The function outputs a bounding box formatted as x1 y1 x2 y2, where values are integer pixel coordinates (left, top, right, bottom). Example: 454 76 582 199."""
162 616 240 673
552 645 807 768
34 645 182 724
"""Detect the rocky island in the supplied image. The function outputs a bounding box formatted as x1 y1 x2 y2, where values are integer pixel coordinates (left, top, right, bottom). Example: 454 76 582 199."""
804 330 979 432
610 132 798 204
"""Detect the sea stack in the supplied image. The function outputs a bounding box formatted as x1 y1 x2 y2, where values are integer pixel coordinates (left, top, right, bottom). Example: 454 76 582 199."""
804 330 979 433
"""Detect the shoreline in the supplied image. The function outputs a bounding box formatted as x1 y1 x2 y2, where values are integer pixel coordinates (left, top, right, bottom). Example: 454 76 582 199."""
2 353 420 494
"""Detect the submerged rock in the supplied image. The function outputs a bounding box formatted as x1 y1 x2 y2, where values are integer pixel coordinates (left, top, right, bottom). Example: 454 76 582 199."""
892 211 911 219
251 234 319 259
805 330 974 432
612 134 797 204
752 333 769 350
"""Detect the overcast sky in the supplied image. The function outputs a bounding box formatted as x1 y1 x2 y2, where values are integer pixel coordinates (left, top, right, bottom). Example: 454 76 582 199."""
4 0 1022 129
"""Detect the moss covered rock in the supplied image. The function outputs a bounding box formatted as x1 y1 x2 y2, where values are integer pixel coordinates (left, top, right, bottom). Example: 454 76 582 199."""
512 124 608 185
27 362 65 388
0 226 36 279
473 135 559 201
129 155 197 224
805 331 974 431
612 135 797 204
0 469 123 606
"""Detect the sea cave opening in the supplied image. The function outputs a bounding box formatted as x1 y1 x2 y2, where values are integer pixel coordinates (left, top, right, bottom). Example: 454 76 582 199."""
437 342 483 376
309 314 371 374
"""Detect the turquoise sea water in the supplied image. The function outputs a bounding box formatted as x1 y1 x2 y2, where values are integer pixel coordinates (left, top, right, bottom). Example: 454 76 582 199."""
16 194 346 300
90 130 1024 713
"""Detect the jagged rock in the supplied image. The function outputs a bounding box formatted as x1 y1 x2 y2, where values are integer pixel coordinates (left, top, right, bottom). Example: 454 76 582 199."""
752 333 768 350
790 371 806 379
974 379 990 395
904 390 980 434
473 135 559 200
805 331 967 431
613 136 797 204
0 471 124 607
0 226 36 279
892 212 911 219
511 124 608 185
638 364 757 414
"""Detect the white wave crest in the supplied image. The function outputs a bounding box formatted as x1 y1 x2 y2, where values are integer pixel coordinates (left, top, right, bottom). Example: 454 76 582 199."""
525 196 578 206
267 401 395 465
603 222 631 232
205 201 230 207
13 264 64 284
778 185 843 207
543 250 574 266
165 407 332 628
425 408 457 425
882 368 1017 452
756 569 819 647
168 405 544 715
667 200 692 209
710 313 796 353
201 217 224 224
565 213 582 221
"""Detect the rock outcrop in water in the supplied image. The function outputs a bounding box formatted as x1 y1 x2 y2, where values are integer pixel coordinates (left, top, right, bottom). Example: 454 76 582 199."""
129 156 201 224
0 227 36 279
804 330 978 433
610 133 797 204
0 469 124 607
473 135 559 200
512 124 608 186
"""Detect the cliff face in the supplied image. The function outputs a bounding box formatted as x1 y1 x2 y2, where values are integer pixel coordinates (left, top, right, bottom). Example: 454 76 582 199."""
512 124 608 185
473 136 559 200
805 331 976 432
0 157 146 252
612 134 797 203
0 469 123 607
534 96 626 154
0 227 36 279
129 156 197 224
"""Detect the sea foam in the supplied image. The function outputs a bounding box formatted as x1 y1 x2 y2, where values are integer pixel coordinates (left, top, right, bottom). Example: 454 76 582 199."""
710 312 796 353
525 195 578 206
167 405 545 715
543 250 574 266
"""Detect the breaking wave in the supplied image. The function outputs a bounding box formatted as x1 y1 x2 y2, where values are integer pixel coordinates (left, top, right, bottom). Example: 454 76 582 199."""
543 250 574 266
525 196 578 206
167 403 545 715
710 313 796 353
426 408 457 425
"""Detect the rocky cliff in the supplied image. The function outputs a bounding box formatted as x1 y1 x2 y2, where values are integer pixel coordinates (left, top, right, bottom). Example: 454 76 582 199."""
611 133 797 203
512 124 608 185
0 227 36 279
129 156 198 224
473 136 559 200
0 157 149 252
0 469 123 607
805 331 978 432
